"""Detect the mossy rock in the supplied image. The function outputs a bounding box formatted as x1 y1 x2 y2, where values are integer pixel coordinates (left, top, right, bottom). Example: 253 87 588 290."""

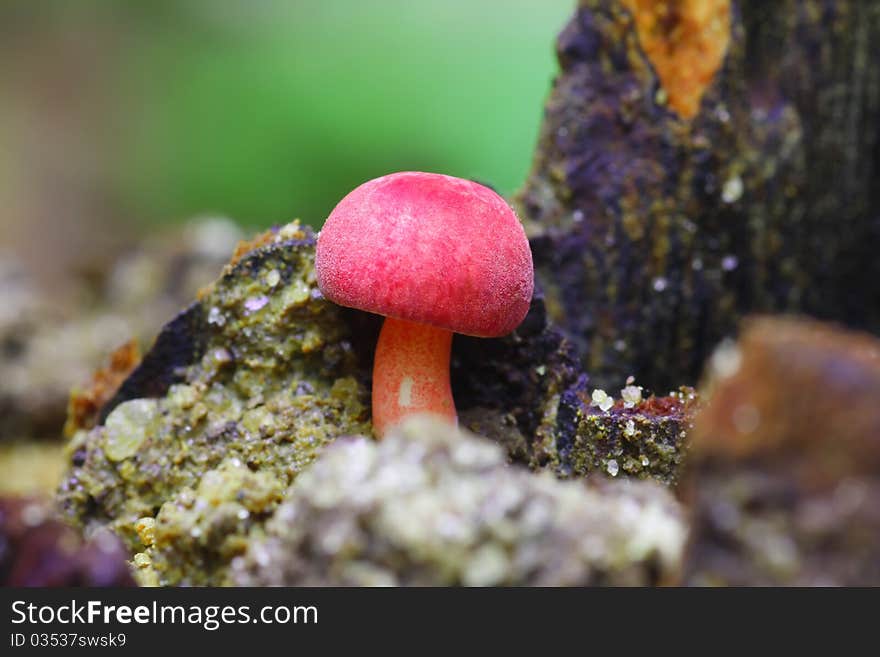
58 224 371 584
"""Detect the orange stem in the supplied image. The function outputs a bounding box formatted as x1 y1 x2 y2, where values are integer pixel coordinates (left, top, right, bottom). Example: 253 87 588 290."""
371 317 456 437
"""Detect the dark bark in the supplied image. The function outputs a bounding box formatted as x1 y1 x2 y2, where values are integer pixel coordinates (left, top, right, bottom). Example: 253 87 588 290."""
517 0 880 391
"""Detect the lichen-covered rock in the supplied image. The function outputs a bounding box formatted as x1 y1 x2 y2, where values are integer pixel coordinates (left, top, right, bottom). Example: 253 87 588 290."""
57 215 693 586
684 316 880 585
132 460 287 586
58 223 371 584
537 377 697 485
233 416 687 586
0 496 134 586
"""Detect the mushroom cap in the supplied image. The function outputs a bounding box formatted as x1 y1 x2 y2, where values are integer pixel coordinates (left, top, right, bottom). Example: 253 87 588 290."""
316 172 534 337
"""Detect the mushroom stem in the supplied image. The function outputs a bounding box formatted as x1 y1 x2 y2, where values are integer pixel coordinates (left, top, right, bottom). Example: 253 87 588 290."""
371 317 456 437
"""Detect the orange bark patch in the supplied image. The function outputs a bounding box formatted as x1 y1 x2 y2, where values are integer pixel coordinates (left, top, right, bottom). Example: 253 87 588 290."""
228 229 278 268
64 340 141 437
622 0 731 119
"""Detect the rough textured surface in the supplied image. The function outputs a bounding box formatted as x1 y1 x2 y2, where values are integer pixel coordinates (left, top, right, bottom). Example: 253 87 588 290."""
58 223 371 585
331 276 654 477
452 287 582 460
518 0 880 390
620 0 731 119
0 496 134 586
233 416 687 586
56 221 698 585
684 316 880 585
64 340 141 438
538 378 697 485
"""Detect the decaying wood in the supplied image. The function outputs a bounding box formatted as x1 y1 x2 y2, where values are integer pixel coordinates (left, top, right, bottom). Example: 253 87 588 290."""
518 0 880 391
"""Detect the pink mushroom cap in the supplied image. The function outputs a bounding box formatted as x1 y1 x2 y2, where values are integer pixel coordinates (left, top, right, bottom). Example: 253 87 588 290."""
316 171 534 337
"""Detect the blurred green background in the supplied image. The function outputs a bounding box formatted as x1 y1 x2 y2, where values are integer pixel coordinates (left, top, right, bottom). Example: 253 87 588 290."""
0 0 572 494
2 0 571 235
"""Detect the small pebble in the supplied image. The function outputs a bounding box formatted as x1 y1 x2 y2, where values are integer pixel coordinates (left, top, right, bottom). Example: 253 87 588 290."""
722 176 743 203
591 389 614 413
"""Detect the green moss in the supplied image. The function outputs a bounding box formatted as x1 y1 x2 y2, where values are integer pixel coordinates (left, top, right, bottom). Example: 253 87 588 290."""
542 386 697 486
566 412 685 485
134 459 287 586
58 223 370 585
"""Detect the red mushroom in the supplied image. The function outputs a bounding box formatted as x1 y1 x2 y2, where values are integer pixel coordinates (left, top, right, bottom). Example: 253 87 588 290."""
316 172 534 436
